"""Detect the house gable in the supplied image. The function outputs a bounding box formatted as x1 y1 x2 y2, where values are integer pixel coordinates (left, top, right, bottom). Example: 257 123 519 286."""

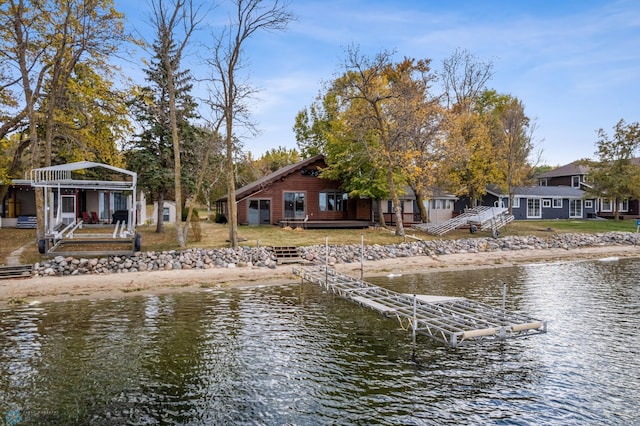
218 155 372 226
538 161 591 188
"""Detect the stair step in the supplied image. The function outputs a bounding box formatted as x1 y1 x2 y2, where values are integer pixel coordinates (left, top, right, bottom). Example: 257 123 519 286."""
0 265 33 279
272 246 301 264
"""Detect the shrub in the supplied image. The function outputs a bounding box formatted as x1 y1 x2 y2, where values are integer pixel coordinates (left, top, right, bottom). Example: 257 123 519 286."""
190 220 202 242
182 207 199 221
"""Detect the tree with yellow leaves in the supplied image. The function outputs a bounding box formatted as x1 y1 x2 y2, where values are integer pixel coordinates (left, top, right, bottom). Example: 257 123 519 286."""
323 47 439 236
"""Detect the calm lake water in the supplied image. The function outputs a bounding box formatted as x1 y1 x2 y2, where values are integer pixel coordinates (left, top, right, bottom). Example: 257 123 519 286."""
1 257 639 425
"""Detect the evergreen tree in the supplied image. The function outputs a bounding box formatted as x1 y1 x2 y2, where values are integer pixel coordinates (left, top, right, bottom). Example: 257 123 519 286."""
126 32 199 233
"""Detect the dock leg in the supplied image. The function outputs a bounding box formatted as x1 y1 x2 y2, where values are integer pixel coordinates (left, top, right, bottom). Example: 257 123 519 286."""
502 282 507 320
412 295 417 345
360 234 364 282
325 236 329 285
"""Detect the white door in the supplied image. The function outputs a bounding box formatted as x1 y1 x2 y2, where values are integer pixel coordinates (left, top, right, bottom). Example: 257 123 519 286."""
61 195 76 224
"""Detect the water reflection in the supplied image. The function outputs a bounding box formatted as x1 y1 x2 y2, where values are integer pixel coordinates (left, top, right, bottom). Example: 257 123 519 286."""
0 258 639 424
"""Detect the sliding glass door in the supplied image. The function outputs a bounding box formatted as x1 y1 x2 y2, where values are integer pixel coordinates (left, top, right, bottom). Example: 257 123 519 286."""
284 192 305 219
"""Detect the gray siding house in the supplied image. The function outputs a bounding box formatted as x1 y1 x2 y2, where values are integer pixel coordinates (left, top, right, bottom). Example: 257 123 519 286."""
484 185 598 220
538 160 640 218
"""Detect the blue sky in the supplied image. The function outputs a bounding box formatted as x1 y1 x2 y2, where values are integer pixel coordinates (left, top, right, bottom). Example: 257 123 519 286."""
117 0 640 166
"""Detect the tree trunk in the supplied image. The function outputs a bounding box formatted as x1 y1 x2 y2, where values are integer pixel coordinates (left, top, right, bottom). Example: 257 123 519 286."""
206 193 211 221
226 126 238 248
376 198 386 227
167 69 185 247
156 192 164 233
414 187 428 223
29 103 45 242
35 189 45 243
387 169 405 236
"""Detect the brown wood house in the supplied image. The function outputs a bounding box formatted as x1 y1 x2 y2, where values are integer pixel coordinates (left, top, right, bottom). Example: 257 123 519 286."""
216 155 372 228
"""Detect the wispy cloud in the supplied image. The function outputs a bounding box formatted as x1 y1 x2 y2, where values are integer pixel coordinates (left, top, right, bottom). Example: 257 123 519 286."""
115 0 640 163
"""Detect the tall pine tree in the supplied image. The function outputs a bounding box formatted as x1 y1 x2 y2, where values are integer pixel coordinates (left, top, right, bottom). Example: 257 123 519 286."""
126 33 198 233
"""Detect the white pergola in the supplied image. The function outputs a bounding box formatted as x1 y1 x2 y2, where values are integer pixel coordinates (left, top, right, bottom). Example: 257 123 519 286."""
30 161 137 236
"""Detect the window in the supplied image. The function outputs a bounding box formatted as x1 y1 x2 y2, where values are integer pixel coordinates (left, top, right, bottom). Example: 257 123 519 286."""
163 207 170 222
584 200 593 209
619 199 629 212
542 199 551 208
553 198 563 208
99 191 128 223
601 199 613 212
571 176 581 188
527 199 541 218
113 192 127 211
512 197 520 209
569 199 583 218
539 178 547 186
248 199 270 225
431 199 453 209
319 191 347 212
284 192 305 218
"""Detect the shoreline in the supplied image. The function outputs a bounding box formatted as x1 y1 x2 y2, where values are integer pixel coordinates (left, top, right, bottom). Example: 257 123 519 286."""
1 244 639 306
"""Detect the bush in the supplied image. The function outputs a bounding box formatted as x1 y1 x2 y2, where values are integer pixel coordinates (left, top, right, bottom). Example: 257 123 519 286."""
214 213 227 224
182 207 199 221
190 220 202 242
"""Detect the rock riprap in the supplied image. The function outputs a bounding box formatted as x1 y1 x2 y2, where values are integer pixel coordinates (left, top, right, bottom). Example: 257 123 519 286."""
31 232 639 277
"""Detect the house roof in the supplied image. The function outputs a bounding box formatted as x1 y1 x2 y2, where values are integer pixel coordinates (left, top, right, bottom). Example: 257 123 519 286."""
537 161 590 178
539 158 640 179
487 184 588 199
219 154 325 202
29 161 136 190
399 186 457 200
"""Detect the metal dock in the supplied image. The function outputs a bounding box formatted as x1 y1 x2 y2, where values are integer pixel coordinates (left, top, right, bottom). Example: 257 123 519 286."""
293 265 547 348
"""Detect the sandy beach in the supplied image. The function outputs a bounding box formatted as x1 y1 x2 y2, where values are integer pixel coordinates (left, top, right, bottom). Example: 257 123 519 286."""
1 244 639 306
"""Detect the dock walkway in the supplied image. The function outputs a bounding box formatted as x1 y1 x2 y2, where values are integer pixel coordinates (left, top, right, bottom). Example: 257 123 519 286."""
293 265 546 348
414 206 514 237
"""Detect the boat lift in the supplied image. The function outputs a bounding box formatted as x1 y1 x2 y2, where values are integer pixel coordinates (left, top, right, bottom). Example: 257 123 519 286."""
30 161 141 257
293 265 547 348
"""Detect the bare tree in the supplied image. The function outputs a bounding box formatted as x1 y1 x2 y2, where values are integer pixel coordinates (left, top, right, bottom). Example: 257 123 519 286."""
149 0 203 247
205 0 292 248
440 48 493 112
439 49 496 208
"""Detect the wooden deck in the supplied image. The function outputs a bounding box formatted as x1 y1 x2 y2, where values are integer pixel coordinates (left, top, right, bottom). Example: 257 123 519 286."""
41 220 140 257
278 219 371 229
597 213 640 220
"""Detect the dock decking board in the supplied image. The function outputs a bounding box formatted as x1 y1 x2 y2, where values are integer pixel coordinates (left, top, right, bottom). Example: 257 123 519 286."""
293 265 547 348
0 265 33 279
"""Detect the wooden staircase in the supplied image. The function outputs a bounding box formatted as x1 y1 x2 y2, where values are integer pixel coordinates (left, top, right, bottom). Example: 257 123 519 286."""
272 246 302 264
0 265 33 280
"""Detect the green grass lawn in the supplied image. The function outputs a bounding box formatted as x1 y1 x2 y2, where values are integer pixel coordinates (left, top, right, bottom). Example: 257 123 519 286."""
2 218 638 265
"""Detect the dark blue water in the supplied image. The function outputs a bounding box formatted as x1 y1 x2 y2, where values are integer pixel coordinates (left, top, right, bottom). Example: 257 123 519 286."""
1 257 639 425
